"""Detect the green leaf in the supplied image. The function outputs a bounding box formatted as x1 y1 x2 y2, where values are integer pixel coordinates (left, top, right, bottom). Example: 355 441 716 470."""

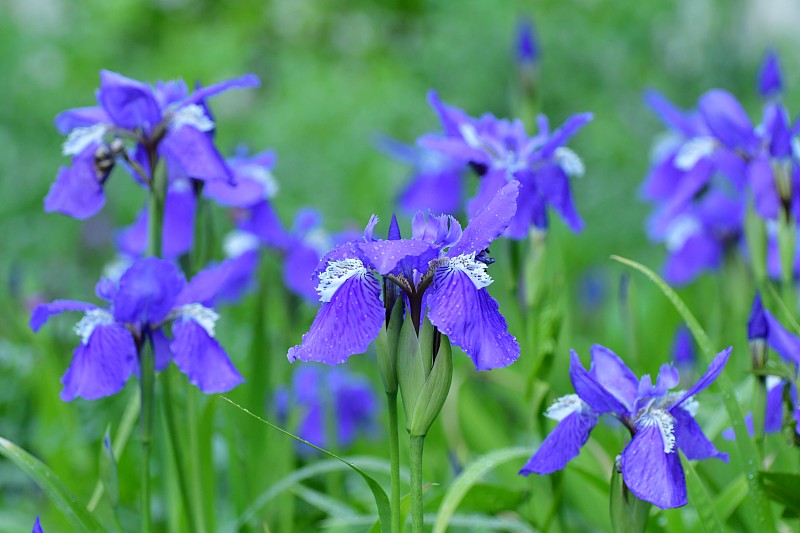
610 255 775 531
714 475 748 523
0 436 105 532
99 426 118 508
222 397 392 532
682 455 723 533
610 468 649 533
431 446 532 533
427 483 529 515
368 483 433 533
758 471 800 516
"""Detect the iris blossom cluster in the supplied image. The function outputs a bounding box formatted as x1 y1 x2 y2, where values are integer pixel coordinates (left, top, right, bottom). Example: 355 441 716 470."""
30 257 243 400
288 181 521 371
643 52 800 284
276 365 378 452
48 70 259 220
412 91 592 237
520 344 730 509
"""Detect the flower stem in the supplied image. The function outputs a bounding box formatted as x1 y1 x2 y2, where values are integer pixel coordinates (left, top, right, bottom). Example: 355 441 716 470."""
387 392 401 533
140 147 165 532
161 370 200 532
409 434 425 533
139 335 155 533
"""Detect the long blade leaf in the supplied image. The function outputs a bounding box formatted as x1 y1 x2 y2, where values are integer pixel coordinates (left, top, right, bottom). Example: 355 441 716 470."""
432 446 532 533
222 397 392 532
0 436 105 532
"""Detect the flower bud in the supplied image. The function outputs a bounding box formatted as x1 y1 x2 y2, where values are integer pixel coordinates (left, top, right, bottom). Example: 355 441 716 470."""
397 317 453 437
377 299 403 394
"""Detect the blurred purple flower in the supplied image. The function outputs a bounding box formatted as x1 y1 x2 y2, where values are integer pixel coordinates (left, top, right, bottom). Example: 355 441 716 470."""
379 137 464 214
276 365 378 452
30 257 243 400
47 70 259 219
671 325 695 370
758 50 783 99
515 17 539 65
32 517 43 533
520 344 730 509
288 181 521 370
418 91 591 236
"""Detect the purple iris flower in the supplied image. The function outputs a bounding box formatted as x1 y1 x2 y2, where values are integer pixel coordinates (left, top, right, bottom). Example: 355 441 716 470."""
379 137 464 215
288 181 521 370
205 148 278 208
30 257 243 400
418 91 592 236
520 344 731 509
47 70 259 219
740 296 800 435
32 517 43 533
275 365 378 452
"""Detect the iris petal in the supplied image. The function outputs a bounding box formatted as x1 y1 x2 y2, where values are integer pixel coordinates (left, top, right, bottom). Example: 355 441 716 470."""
671 406 728 461
621 423 687 509
61 324 138 401
287 272 384 365
519 409 597 475
171 319 244 393
427 267 519 370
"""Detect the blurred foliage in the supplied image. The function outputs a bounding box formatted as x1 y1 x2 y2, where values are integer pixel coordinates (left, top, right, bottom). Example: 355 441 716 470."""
2 0 800 531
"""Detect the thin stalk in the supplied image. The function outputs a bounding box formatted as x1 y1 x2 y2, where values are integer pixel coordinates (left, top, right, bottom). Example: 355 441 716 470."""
409 435 425 533
387 393 401 533
140 147 165 532
161 370 199 532
139 336 155 533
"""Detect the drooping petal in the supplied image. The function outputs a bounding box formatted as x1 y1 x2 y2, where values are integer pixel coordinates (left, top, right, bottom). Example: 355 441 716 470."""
670 406 728 461
663 232 722 286
519 408 597 475
447 181 520 258
427 263 519 370
238 200 290 248
534 163 583 232
465 168 508 222
284 243 323 302
748 156 780 220
171 319 243 393
97 70 161 132
216 249 259 303
588 344 638 411
45 161 106 219
569 350 630 416
113 258 185 325
287 267 384 365
160 126 233 182
765 378 787 433
150 327 173 371
764 310 800 365
61 323 138 401
621 423 687 509
673 347 732 407
698 89 756 152
180 73 260 106
54 106 110 135
30 300 97 331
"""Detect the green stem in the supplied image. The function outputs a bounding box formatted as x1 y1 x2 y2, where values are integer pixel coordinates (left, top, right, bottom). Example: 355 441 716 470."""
141 146 164 532
409 435 425 533
161 371 199 532
752 377 767 458
187 388 208 533
387 393 401 533
139 337 155 533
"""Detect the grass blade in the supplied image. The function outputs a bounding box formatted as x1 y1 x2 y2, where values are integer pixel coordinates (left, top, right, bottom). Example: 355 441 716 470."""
222 397 392 532
682 455 723 533
432 446 532 533
0 436 105 532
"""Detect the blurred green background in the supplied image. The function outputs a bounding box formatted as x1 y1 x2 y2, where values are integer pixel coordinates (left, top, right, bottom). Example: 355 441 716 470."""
1 0 799 531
